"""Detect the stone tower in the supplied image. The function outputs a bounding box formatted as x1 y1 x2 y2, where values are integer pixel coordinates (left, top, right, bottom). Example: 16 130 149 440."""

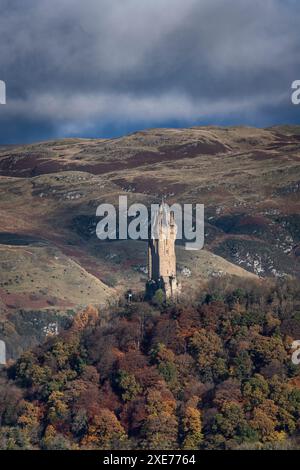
147 201 181 300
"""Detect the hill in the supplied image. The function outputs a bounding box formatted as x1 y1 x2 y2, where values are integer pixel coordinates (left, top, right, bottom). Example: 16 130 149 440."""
0 125 299 358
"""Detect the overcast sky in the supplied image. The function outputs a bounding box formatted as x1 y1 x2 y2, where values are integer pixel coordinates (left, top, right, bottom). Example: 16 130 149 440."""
0 0 299 144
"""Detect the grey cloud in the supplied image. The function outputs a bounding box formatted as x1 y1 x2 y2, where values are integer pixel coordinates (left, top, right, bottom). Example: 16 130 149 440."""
0 0 299 143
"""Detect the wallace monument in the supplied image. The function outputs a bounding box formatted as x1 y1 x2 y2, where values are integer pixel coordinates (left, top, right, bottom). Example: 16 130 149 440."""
146 201 181 300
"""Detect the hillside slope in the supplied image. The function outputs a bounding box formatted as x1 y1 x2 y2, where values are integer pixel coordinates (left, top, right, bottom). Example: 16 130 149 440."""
0 125 299 358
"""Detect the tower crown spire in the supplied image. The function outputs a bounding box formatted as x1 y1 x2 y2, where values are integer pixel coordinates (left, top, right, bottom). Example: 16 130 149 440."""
152 201 177 241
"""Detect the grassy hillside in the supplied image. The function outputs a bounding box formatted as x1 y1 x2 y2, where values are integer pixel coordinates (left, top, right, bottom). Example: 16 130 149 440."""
0 125 299 358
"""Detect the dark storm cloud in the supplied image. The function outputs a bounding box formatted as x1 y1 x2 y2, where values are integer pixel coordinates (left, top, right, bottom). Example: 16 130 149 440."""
0 0 299 143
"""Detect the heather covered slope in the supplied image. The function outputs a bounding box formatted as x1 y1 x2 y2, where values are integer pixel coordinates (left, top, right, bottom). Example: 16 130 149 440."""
0 125 299 280
0 125 299 358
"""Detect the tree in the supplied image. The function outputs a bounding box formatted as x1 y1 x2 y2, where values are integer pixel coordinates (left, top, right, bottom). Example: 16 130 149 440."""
213 401 247 442
141 386 178 449
189 328 225 381
250 400 280 443
72 305 99 332
189 329 223 368
141 411 178 450
115 370 142 402
251 334 288 367
181 397 203 449
242 374 269 407
232 351 253 379
151 343 178 386
17 401 41 444
213 379 242 408
152 289 165 308
82 409 127 449
42 425 73 450
0 379 23 426
47 391 69 424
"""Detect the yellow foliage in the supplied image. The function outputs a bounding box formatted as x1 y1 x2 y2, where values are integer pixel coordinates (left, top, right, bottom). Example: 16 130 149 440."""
182 405 203 450
72 305 99 331
18 401 40 430
81 409 126 449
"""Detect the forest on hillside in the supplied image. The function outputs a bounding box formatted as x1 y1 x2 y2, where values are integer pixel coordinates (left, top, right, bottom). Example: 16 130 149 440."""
0 277 300 450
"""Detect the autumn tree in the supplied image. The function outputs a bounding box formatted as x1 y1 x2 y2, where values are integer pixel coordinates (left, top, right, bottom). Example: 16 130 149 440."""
181 397 203 449
141 386 178 449
115 369 142 402
82 409 127 449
